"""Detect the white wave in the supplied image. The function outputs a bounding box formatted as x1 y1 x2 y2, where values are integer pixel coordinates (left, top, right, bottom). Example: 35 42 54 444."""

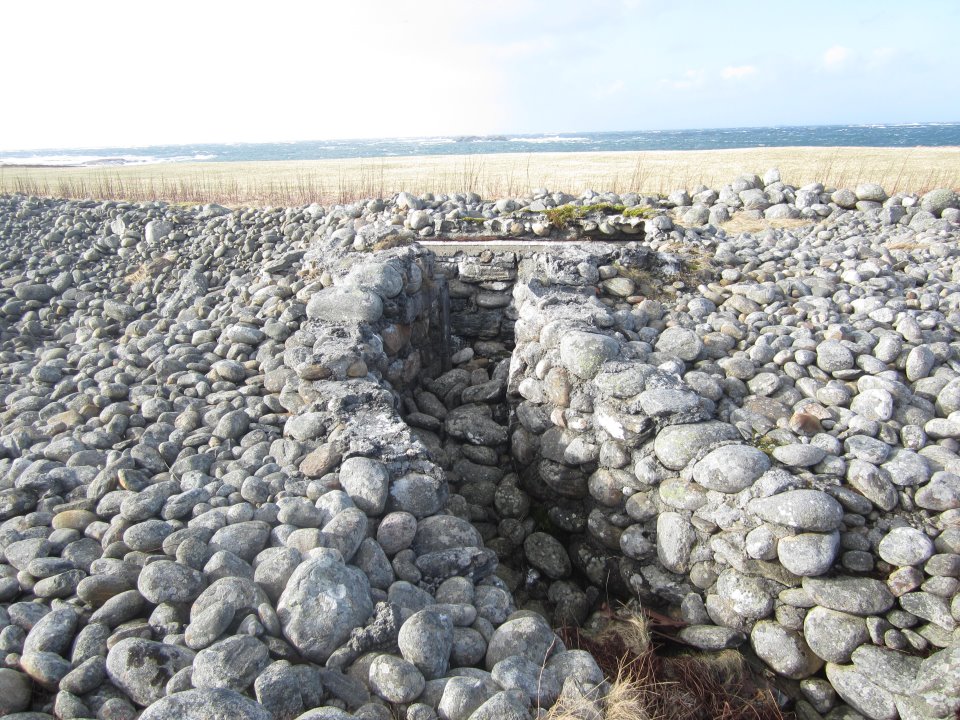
508 135 590 144
0 154 121 167
176 153 217 162
0 152 216 167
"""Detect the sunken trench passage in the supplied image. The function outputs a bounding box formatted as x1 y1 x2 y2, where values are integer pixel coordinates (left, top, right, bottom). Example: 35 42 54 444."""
399 245 682 629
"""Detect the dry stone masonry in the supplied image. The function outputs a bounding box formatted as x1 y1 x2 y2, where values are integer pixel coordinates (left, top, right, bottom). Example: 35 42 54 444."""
0 178 959 720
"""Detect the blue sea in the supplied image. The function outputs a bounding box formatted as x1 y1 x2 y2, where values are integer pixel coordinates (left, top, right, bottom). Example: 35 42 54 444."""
2 123 958 168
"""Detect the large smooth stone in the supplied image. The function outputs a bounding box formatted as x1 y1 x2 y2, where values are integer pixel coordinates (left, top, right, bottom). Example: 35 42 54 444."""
276 552 373 663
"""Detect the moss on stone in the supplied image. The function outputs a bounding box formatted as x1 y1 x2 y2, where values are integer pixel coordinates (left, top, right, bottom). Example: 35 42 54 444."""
542 202 638 229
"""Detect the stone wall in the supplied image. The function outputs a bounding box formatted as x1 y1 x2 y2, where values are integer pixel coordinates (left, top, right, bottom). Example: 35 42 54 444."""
303 231 958 718
402 237 959 720
434 251 518 360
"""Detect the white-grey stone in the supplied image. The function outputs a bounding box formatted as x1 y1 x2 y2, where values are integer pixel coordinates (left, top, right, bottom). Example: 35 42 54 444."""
368 654 425 703
816 341 855 372
878 526 935 567
777 531 840 576
306 286 384 323
399 608 454 680
277 553 373 663
338 456 390 515
655 326 703 361
802 576 895 616
825 663 897 720
485 614 560 670
656 512 696 574
881 448 930 486
716 569 774 620
559 331 619 379
920 188 959 217
750 621 823 680
192 636 269 692
747 489 844 531
692 444 770 492
851 389 894 422
803 607 869 663
139 688 272 720
106 638 195 707
653 421 740 470
772 443 826 467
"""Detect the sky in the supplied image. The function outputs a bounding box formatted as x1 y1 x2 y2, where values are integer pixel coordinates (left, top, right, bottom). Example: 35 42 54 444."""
2 0 958 150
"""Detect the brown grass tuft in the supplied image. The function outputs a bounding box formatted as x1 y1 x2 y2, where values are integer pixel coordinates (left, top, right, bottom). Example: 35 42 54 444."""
556 608 790 720
719 215 814 235
884 239 929 251
122 256 175 286
123 264 149 285
370 234 414 252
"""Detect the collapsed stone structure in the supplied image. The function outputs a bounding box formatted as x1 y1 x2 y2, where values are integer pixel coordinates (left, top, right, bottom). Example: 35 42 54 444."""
0 181 959 720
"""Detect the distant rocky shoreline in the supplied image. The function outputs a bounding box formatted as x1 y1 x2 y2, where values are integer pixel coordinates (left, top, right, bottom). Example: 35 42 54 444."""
0 174 958 720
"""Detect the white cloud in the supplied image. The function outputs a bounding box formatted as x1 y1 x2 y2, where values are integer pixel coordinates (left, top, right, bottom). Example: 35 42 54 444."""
483 36 557 59
822 45 852 69
662 69 705 90
721 65 757 80
595 79 626 97
0 0 513 149
868 47 898 68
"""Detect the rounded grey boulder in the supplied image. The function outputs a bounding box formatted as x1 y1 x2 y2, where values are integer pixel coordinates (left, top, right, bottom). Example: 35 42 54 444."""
523 532 571 579
878 526 935 567
106 638 195 706
491 654 560 707
306 286 384 323
485 613 561 670
801 576 894 616
347 262 404 298
559 331 619 379
920 188 959 217
138 560 205 604
771 443 827 467
438 676 493 720
747 489 843 531
277 552 373 663
657 512 696 573
803 607 869 664
368 654 425 703
139 688 272 720
338 456 390 515
777 531 840 576
655 326 703 361
398 608 454 680
692 444 770 492
0 668 32 716
653 421 740 470
750 621 823 680
192 636 269 692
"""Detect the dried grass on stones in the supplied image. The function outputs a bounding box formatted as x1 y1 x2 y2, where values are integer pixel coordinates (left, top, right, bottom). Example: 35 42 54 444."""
717 215 814 235
555 608 789 720
3 147 957 206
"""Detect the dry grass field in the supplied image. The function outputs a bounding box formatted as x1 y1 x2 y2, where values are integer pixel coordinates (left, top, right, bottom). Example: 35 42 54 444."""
2 146 958 207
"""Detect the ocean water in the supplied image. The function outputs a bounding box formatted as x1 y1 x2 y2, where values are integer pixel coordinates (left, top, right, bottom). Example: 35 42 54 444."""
1 123 958 168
